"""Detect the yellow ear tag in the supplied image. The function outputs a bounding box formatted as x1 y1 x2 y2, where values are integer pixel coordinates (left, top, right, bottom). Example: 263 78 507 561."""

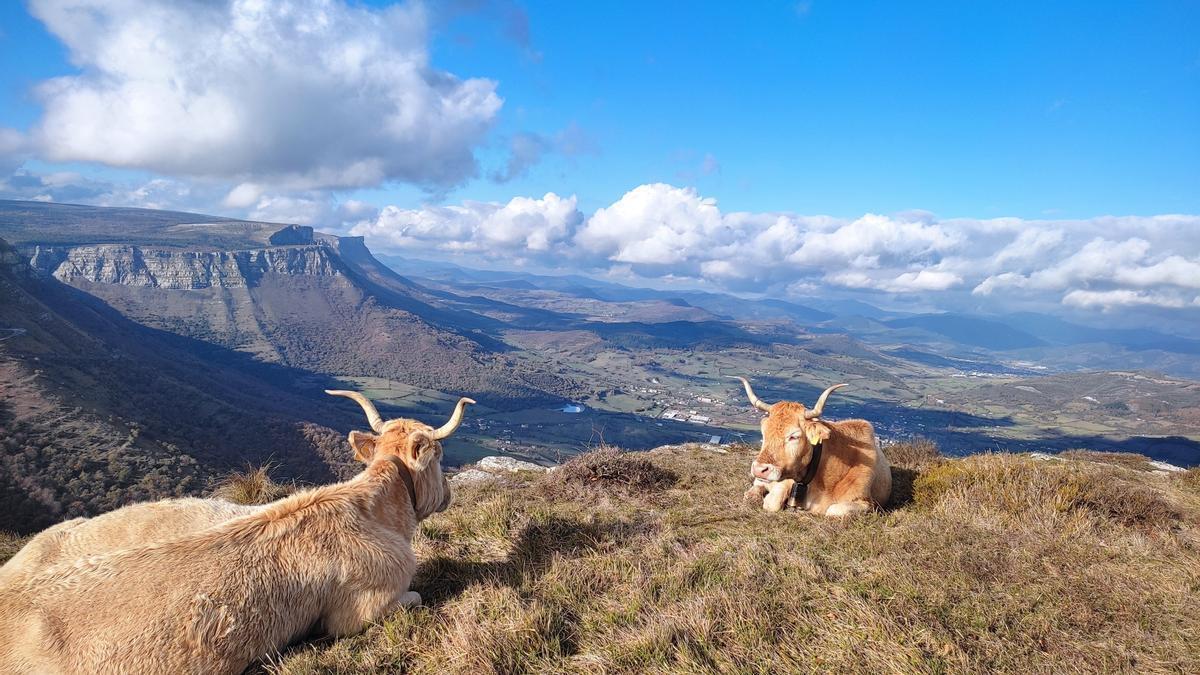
805 427 824 446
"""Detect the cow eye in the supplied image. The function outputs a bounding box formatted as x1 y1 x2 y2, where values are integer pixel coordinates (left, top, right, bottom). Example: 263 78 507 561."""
787 431 801 441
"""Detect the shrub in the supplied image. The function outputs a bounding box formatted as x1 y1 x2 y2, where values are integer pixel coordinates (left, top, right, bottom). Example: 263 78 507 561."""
885 437 944 471
540 446 677 498
884 438 944 508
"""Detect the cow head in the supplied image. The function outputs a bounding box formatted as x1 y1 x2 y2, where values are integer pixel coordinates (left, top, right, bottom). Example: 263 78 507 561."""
731 377 846 483
326 389 474 518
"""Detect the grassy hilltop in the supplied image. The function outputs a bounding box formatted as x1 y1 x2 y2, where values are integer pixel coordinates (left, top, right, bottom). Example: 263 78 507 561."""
5 443 1200 673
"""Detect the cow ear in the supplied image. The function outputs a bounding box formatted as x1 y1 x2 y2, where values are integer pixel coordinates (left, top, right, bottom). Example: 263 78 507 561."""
348 431 379 463
804 422 830 446
408 431 437 471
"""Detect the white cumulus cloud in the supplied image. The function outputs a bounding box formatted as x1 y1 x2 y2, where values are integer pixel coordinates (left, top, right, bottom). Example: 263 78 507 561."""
1062 289 1193 311
577 183 727 266
349 193 583 259
350 183 1200 315
27 0 502 190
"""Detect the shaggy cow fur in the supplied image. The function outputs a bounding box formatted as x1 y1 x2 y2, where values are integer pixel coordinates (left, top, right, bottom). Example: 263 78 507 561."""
0 499 264 585
737 379 891 516
0 393 468 674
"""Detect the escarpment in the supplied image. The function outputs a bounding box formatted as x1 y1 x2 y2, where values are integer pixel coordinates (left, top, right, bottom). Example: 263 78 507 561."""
28 233 340 290
6 215 563 410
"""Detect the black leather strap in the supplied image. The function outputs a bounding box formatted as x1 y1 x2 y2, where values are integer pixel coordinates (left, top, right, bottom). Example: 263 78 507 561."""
788 441 823 505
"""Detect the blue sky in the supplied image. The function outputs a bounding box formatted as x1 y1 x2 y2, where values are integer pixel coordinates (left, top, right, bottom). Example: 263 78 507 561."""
0 1 1198 318
3 1 1197 218
427 0 1200 218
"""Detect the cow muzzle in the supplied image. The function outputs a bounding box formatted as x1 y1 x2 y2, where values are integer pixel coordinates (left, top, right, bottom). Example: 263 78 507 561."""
751 462 782 482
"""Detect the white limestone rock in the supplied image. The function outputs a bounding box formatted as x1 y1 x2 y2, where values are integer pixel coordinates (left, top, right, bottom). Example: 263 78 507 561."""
449 469 495 485
30 243 342 289
1149 460 1185 473
477 456 548 473
450 455 550 486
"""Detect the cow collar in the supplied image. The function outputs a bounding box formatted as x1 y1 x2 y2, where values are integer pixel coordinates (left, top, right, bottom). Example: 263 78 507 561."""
788 441 823 507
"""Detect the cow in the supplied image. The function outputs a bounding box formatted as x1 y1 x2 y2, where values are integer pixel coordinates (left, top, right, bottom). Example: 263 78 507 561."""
0 498 264 585
734 377 891 516
0 390 472 675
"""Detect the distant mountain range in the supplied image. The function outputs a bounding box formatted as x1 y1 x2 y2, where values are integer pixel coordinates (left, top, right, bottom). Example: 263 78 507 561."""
384 250 1200 378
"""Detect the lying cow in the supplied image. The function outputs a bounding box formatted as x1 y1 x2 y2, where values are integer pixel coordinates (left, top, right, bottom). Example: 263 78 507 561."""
0 498 265 585
0 390 471 675
734 377 891 516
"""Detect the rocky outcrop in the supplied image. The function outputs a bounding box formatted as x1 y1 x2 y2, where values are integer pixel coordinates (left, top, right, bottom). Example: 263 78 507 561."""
451 455 550 485
477 456 551 472
268 225 315 246
27 242 343 289
0 238 31 278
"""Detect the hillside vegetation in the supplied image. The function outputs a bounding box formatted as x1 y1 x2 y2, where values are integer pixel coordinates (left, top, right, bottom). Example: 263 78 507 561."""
10 443 1190 673
0 238 357 532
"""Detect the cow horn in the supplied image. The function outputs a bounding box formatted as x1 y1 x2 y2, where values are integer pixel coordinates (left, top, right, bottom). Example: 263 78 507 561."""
326 390 386 433
432 397 476 440
730 376 772 412
804 383 848 420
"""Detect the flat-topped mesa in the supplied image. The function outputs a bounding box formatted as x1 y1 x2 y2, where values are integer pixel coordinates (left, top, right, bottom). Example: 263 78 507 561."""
27 240 343 290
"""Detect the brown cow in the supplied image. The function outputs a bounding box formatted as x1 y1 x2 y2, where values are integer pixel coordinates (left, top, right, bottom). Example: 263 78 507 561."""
735 377 891 516
0 390 471 675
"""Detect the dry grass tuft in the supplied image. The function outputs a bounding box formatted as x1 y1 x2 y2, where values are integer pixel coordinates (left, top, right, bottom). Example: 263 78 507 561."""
885 437 944 470
884 437 944 508
0 531 28 563
914 453 1188 530
210 465 294 505
1174 467 1200 494
1060 449 1156 471
540 446 677 498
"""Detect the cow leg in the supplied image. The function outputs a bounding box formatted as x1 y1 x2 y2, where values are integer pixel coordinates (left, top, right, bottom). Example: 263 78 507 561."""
824 500 872 518
743 483 768 507
392 590 422 609
762 479 795 512
322 588 402 637
376 590 422 621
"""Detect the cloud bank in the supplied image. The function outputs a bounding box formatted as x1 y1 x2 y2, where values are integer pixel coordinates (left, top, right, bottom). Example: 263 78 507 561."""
347 183 1200 313
26 0 501 191
353 193 582 263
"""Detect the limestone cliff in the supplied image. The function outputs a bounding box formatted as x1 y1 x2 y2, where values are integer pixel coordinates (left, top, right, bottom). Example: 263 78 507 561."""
28 239 342 290
7 213 556 410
